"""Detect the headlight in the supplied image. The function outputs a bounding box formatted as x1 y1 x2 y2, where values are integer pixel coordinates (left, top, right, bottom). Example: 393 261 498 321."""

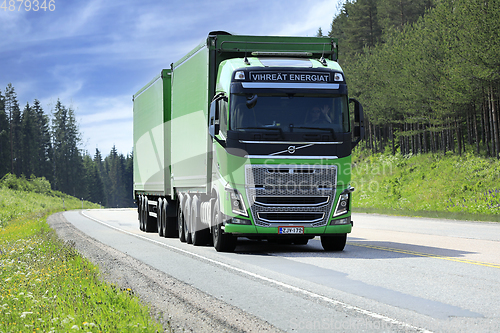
225 187 248 217
333 187 354 217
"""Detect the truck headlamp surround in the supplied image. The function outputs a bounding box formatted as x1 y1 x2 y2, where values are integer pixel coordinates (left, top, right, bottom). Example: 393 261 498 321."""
333 187 354 217
225 187 248 217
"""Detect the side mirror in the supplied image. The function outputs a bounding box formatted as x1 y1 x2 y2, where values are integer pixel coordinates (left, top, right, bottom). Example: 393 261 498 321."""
209 100 220 137
349 98 365 148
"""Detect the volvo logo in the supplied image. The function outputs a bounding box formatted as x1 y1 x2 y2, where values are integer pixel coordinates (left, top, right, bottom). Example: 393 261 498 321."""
287 146 296 154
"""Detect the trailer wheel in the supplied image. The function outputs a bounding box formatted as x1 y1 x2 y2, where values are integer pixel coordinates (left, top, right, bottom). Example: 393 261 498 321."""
144 196 156 233
164 199 177 238
159 199 166 237
141 196 148 232
178 202 186 242
191 196 210 246
212 199 236 252
157 199 164 237
138 196 144 231
137 195 142 222
321 234 347 251
184 198 192 244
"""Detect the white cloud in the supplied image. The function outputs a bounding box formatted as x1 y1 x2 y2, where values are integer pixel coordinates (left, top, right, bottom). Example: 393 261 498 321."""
1 0 346 158
75 95 133 155
81 118 132 156
79 96 132 126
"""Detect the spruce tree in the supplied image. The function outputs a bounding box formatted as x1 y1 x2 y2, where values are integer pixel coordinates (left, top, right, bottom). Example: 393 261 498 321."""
4 84 22 176
52 100 84 196
0 91 9 176
32 99 53 181
21 102 37 177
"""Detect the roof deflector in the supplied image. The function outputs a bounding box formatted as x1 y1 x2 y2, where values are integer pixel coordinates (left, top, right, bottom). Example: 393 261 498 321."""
208 31 232 37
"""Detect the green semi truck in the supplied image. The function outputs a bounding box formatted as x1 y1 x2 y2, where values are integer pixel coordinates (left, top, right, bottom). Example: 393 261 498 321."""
133 31 364 252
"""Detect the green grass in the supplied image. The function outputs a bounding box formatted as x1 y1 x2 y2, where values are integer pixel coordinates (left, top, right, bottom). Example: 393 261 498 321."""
351 151 500 222
0 176 164 332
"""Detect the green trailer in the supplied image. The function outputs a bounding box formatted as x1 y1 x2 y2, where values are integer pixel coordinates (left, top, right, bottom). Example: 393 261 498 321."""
133 31 364 252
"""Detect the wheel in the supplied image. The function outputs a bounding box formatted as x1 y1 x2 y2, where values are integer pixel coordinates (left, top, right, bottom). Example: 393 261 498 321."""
178 201 186 242
164 199 177 238
191 196 210 246
138 196 144 231
212 199 237 252
321 234 347 251
184 198 192 244
144 196 157 233
158 199 164 237
142 198 148 231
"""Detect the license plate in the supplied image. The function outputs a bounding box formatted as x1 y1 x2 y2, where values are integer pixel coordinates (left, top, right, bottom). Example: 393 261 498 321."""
278 226 304 234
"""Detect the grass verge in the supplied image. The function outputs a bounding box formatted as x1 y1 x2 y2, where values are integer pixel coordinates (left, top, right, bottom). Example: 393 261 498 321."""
0 176 164 332
351 151 500 222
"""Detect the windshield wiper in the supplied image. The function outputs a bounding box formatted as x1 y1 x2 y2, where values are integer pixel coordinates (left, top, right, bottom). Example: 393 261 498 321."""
238 127 284 138
291 126 335 135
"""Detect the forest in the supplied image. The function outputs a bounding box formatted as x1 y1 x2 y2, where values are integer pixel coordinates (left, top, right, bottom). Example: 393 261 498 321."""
0 83 134 207
321 0 500 158
2 0 499 208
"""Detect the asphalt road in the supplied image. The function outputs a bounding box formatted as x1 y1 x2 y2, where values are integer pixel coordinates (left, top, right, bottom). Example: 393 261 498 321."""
63 209 500 332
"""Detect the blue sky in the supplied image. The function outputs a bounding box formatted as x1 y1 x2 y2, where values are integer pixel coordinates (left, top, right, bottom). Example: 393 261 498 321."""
0 0 343 156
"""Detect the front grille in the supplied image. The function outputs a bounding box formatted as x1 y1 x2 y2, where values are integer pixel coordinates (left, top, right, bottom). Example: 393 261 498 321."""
254 196 329 206
258 212 325 223
245 164 337 227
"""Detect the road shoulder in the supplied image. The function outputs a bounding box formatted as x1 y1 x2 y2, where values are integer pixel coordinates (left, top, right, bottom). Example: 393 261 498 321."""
48 211 283 333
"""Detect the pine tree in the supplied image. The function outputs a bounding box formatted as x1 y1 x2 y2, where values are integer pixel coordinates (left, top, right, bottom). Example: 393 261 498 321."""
344 0 382 53
52 100 84 196
0 91 9 176
94 148 109 206
377 0 434 37
32 99 53 180
21 102 38 177
105 146 126 207
4 84 22 176
83 153 105 204
124 152 134 207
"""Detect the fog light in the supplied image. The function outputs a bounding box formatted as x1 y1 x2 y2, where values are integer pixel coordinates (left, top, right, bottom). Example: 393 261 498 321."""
230 217 252 225
330 217 351 225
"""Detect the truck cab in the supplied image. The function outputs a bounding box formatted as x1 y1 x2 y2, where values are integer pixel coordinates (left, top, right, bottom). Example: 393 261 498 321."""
208 53 363 251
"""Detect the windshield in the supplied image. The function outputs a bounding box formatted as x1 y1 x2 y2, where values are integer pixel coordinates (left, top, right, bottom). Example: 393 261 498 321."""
229 94 349 133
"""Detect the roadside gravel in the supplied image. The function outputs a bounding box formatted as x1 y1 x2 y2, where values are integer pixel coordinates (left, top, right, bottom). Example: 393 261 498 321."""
48 211 283 333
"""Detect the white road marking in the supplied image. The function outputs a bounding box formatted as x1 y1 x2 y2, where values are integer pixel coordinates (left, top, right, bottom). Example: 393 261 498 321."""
80 210 433 333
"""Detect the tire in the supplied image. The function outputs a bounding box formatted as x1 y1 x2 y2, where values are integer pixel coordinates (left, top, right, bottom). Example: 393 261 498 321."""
184 198 192 244
138 196 144 231
158 199 164 237
191 196 210 246
164 199 177 238
212 199 237 252
144 196 157 233
178 201 186 242
321 234 347 251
